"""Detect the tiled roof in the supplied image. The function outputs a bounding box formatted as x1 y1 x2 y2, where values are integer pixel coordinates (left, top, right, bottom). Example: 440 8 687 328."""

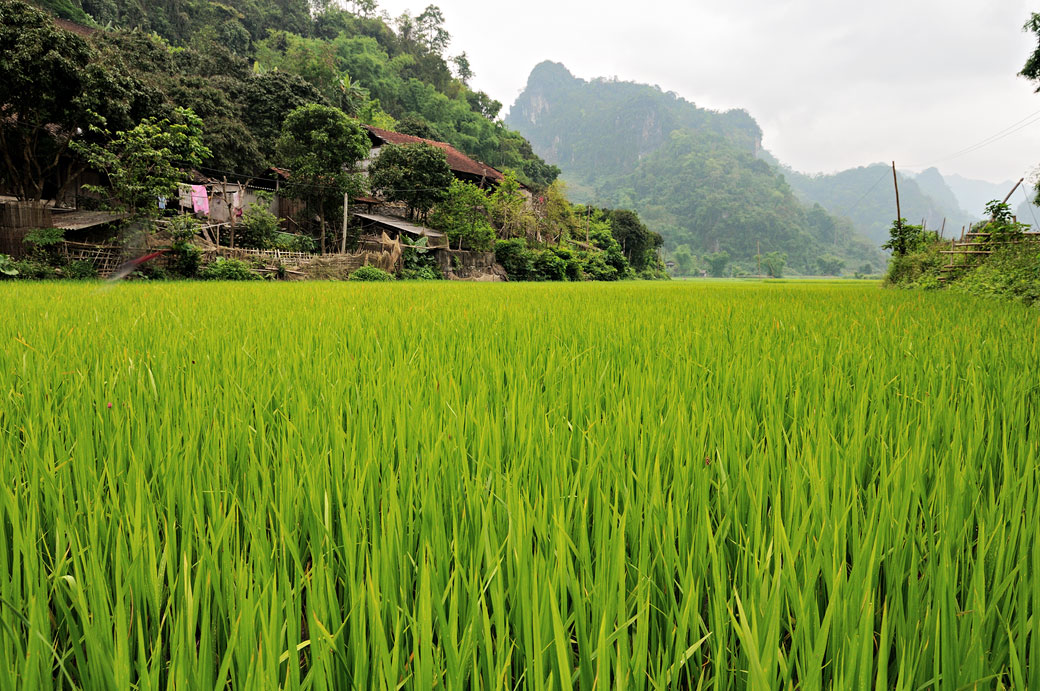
364 126 505 183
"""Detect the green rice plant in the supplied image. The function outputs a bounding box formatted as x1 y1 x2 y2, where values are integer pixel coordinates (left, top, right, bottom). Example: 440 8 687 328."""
0 281 1037 689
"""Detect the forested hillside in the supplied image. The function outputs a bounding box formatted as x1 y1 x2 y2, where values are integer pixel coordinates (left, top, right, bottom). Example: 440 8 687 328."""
506 62 882 274
28 0 560 187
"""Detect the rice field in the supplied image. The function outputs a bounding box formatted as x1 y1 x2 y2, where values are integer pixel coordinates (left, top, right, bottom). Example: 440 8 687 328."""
1 280 1038 690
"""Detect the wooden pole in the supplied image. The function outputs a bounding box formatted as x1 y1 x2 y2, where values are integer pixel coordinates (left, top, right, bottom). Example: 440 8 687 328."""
891 162 902 228
1002 178 1024 205
756 239 761 276
222 177 236 249
940 218 946 238
341 193 349 254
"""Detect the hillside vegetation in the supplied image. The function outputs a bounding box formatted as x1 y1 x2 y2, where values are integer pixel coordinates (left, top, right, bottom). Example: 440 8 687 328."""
28 0 559 186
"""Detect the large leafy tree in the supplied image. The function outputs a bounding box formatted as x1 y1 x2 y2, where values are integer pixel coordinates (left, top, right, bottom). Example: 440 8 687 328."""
429 179 494 250
368 142 452 221
608 208 662 271
71 107 210 218
0 0 145 203
277 103 370 252
241 71 329 158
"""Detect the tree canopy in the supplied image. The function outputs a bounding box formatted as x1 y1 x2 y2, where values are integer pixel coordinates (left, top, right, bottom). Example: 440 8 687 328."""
277 103 370 252
368 142 452 221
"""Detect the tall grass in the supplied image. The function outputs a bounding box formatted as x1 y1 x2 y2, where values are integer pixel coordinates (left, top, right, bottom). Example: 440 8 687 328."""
0 281 1037 689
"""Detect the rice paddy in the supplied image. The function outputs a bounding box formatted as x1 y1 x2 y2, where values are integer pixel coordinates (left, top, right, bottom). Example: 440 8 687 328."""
1 281 1038 689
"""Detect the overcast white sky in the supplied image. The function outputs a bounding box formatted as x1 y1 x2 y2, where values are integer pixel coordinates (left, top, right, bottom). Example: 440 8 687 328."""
375 0 1040 183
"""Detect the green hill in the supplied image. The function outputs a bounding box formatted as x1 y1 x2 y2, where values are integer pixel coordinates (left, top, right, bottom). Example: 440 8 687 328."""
506 62 882 273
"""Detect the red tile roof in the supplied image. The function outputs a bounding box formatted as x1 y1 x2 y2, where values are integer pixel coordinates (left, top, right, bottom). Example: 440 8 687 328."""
364 126 505 184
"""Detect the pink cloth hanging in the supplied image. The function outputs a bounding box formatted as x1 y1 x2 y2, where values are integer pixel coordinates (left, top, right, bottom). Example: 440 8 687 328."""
190 185 209 215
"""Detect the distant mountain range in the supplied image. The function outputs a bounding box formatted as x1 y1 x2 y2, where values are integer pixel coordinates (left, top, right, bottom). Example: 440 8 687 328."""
506 61 1030 268
775 162 976 245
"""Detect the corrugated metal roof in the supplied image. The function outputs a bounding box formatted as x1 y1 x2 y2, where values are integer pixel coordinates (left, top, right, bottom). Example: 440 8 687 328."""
353 211 445 238
52 210 128 231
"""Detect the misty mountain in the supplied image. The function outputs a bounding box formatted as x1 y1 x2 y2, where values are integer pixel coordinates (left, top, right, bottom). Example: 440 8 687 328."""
779 164 975 245
506 61 881 273
945 174 1017 218
912 168 970 219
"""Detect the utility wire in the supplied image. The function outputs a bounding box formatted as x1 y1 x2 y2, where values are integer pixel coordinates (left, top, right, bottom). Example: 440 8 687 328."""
833 168 890 220
904 107 1040 168
1020 181 1040 229
182 162 472 194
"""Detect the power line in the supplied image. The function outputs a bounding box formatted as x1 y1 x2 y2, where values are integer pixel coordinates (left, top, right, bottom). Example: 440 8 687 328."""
1020 181 1040 229
904 107 1040 168
833 168 890 220
182 162 474 194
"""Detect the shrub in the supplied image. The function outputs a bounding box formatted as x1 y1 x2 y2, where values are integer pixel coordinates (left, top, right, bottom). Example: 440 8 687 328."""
885 240 945 288
531 248 568 281
349 266 394 281
23 227 65 249
64 261 98 280
495 239 533 281
0 254 18 278
166 215 203 277
272 232 316 253
11 259 58 279
951 245 1040 305
199 258 261 281
399 266 441 280
882 219 930 257
579 252 619 281
238 204 281 249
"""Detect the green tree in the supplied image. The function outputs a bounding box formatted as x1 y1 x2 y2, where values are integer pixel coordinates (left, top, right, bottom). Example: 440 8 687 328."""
882 219 927 257
72 107 210 219
0 1 145 202
451 52 473 84
539 181 579 243
673 244 694 275
429 179 494 250
816 255 845 276
242 71 328 161
489 170 528 239
415 5 450 56
705 250 730 277
277 104 370 252
608 208 662 272
1020 13 1040 88
984 200 1027 242
368 142 452 221
759 251 787 278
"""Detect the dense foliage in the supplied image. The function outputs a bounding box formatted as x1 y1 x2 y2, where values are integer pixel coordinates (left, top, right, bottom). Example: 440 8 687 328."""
25 0 558 187
506 62 882 274
367 142 452 221
276 103 370 251
72 107 210 218
885 203 1040 304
